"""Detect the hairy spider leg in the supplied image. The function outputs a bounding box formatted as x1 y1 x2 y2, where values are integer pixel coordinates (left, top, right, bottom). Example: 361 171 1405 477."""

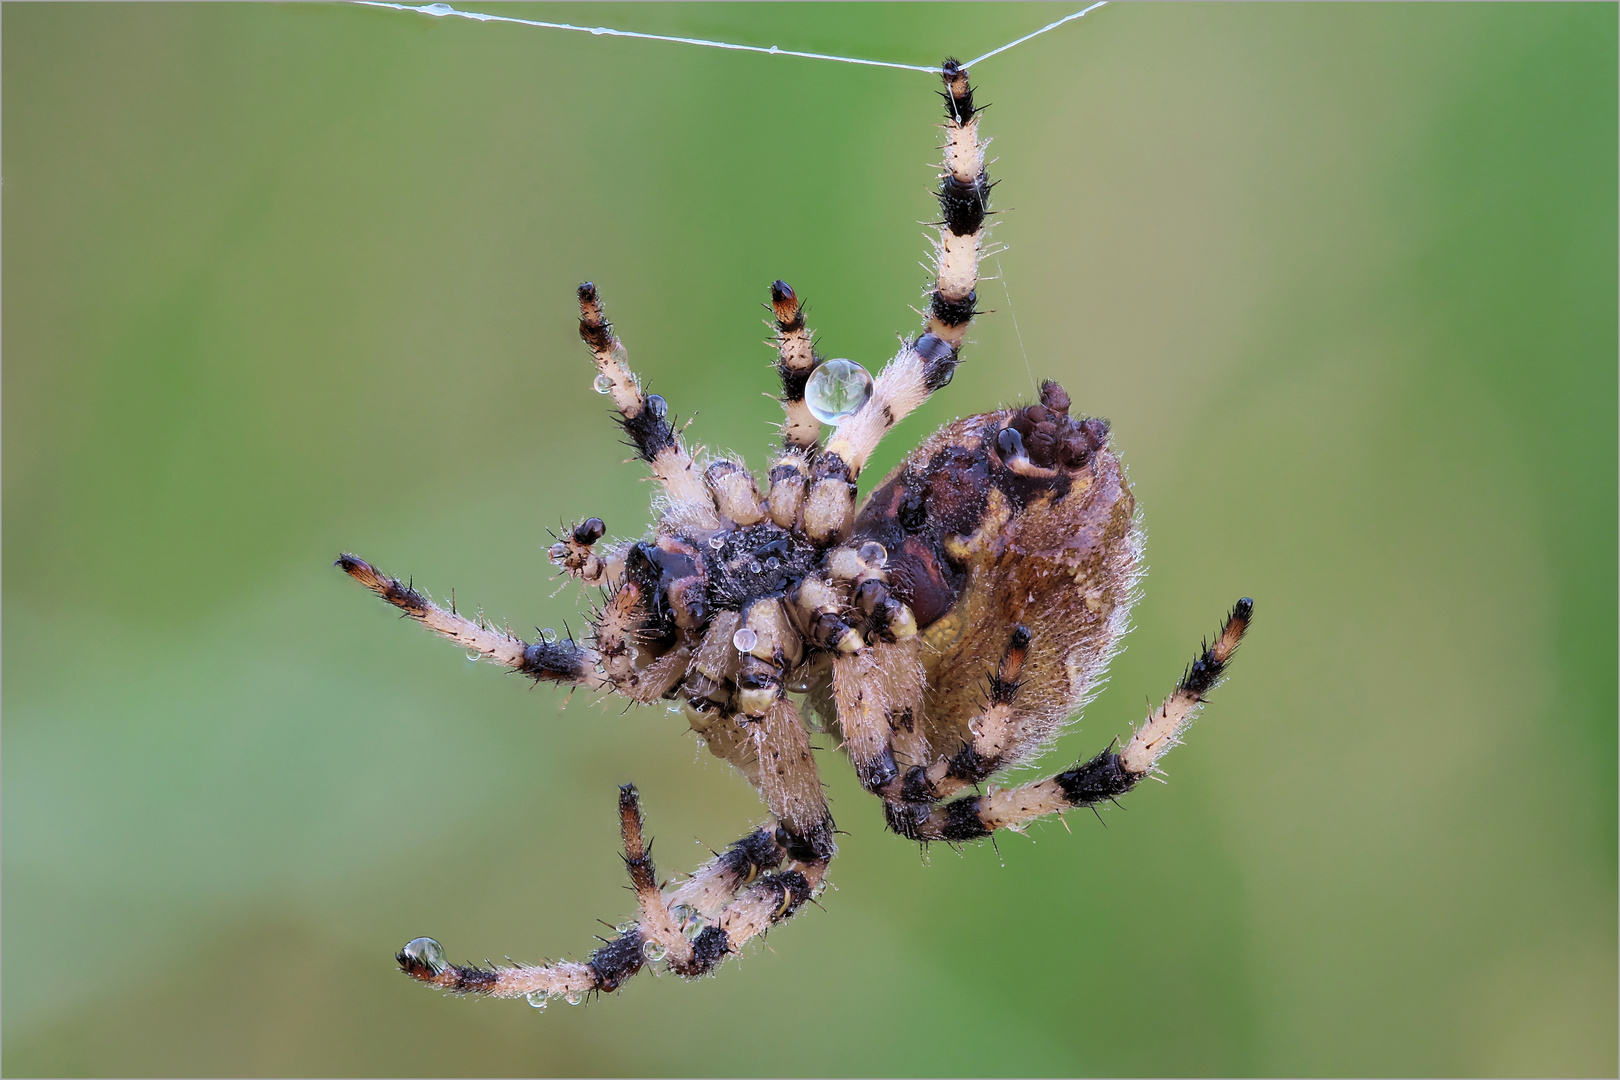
335 554 608 689
822 59 989 482
398 747 832 1000
389 789 690 1000
882 624 1031 809
576 282 721 532
892 600 1254 842
769 280 824 453
831 640 926 795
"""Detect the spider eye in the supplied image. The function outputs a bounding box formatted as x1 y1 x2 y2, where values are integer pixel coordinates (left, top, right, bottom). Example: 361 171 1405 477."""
995 426 1025 461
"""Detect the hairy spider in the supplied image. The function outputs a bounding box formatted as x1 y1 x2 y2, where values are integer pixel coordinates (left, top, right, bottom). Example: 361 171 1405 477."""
337 59 1252 1008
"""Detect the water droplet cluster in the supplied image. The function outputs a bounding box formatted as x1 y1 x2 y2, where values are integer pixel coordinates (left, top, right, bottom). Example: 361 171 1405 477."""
804 358 873 425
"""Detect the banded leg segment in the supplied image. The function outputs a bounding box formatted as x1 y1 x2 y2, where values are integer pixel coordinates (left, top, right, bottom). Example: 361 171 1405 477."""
896 599 1254 843
577 283 719 531
336 554 605 688
927 58 990 350
822 61 989 481
769 280 824 452
397 787 821 1000
884 625 1030 812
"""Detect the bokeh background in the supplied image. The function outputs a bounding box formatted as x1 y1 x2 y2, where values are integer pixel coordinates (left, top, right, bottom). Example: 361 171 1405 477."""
5 3 1615 1076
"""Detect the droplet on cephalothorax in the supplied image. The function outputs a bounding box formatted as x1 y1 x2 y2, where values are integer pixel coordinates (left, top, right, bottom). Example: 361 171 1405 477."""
593 374 614 394
765 557 780 570
401 937 447 973
541 627 558 644
858 541 887 568
525 992 549 1011
732 628 759 652
642 940 668 962
615 920 636 934
804 358 873 425
748 560 763 574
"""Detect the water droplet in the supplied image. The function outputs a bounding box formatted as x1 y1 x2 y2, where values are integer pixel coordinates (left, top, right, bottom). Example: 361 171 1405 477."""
858 541 888 568
642 940 668 962
593 373 614 394
684 918 708 940
732 628 758 652
646 394 668 419
401 936 446 973
749 560 763 574
615 920 636 934
565 991 583 1006
670 904 696 927
424 2 452 14
540 627 558 644
465 649 481 662
805 358 873 425
708 535 725 550
765 557 780 570
525 991 549 1010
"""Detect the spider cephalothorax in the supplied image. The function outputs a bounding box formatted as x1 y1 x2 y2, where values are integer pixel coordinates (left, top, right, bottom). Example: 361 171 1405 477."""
338 58 1252 1007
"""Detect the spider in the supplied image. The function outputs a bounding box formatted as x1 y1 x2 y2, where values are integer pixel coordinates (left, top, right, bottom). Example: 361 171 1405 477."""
337 58 1252 1008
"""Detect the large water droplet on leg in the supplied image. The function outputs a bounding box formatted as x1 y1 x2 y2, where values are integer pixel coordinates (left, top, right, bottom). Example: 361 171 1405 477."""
804 358 873 425
401 936 447 973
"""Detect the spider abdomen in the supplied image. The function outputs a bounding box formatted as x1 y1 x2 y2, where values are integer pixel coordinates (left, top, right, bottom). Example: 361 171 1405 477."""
851 380 1141 768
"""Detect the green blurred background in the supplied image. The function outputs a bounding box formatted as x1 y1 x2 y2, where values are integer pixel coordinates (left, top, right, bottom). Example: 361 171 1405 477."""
5 3 1615 1075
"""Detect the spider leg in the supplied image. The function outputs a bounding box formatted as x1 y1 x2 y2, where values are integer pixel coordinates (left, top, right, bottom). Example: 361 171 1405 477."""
891 600 1254 842
832 639 926 795
881 625 1029 813
336 554 607 689
615 782 821 979
398 761 830 1001
646 700 836 980
819 60 989 484
395 786 786 1001
768 280 824 453
577 283 720 531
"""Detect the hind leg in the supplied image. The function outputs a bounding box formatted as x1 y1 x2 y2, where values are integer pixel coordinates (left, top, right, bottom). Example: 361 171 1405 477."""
893 600 1255 842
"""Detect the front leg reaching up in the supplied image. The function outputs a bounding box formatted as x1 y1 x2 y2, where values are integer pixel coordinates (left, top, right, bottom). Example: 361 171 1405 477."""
821 58 989 482
577 283 720 532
